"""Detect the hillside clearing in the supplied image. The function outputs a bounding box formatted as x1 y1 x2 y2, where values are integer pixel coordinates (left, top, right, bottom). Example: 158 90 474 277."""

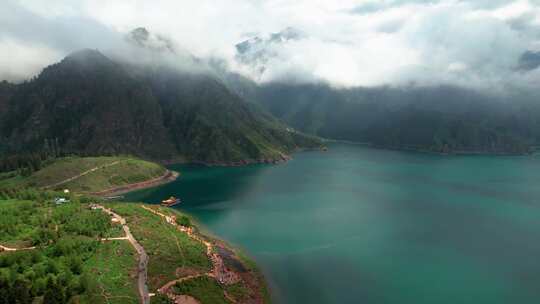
0 156 173 195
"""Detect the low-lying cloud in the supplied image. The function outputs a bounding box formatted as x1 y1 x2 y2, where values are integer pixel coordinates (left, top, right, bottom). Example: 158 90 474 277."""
2 0 540 91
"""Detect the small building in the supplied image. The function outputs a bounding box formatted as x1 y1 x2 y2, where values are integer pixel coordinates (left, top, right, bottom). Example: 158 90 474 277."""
54 197 70 205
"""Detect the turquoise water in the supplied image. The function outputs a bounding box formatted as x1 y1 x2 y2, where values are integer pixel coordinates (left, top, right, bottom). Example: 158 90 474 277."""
126 144 540 304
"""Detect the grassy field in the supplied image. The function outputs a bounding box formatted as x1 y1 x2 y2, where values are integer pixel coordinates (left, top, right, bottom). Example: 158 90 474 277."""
79 241 139 304
225 282 251 303
173 276 229 304
102 203 270 303
104 203 211 291
0 156 167 193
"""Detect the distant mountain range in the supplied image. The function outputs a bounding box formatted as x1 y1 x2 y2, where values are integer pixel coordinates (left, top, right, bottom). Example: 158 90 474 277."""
235 27 306 79
238 81 540 155
0 44 322 165
2 26 539 167
221 36 540 154
252 83 540 154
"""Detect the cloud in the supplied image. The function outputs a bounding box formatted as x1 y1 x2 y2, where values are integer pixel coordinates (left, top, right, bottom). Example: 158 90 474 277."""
0 39 61 82
0 0 124 81
1 0 540 91
1 1 124 53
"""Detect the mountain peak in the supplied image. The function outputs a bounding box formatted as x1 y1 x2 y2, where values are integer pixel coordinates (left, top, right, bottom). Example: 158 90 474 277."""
234 27 306 80
126 27 176 53
132 27 150 38
35 49 121 82
52 49 116 71
60 49 115 71
65 49 108 61
129 27 151 45
270 27 305 42
518 50 540 71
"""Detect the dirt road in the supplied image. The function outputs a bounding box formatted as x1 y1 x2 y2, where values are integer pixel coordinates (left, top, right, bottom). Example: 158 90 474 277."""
94 204 150 304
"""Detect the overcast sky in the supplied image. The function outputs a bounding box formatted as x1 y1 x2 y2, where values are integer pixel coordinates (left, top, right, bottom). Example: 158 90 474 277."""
2 0 540 90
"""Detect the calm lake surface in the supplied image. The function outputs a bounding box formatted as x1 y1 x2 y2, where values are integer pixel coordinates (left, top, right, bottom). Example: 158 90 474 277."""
126 144 540 304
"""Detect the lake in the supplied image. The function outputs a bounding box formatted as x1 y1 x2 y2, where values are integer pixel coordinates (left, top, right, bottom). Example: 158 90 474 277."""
125 143 540 304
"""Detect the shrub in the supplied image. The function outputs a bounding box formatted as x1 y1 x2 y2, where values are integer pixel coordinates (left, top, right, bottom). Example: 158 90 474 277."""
176 216 192 228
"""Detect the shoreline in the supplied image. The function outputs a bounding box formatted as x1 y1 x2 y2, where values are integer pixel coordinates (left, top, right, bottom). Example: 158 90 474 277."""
323 139 533 156
161 146 327 168
91 147 327 197
88 170 179 197
160 154 292 167
138 205 270 303
191 153 292 167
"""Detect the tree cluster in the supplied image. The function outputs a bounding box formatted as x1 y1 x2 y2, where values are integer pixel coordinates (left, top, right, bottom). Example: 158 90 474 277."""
0 192 112 303
0 241 92 304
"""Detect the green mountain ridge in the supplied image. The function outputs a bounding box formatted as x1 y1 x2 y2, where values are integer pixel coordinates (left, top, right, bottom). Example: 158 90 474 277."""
217 73 538 155
222 32 540 155
0 49 321 165
261 83 540 154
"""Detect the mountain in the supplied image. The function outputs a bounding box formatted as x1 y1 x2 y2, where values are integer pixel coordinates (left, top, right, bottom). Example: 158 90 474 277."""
518 51 540 71
0 49 321 165
1 49 175 159
255 83 540 154
226 30 540 155
127 27 177 54
127 63 320 162
235 27 306 79
217 71 537 154
0 81 13 128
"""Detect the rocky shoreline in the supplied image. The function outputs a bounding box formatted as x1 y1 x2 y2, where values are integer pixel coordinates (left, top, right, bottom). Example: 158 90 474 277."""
89 170 179 197
161 146 327 167
323 139 532 156
192 153 292 167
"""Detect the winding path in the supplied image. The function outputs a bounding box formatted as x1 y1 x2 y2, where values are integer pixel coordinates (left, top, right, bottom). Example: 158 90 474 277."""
140 206 213 294
93 204 150 304
0 244 36 252
42 161 121 189
1 203 150 304
140 205 239 300
158 274 207 294
2 203 231 303
101 236 129 241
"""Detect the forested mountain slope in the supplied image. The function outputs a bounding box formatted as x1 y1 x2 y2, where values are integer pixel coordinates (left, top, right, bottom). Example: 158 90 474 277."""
0 49 321 165
249 82 538 154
